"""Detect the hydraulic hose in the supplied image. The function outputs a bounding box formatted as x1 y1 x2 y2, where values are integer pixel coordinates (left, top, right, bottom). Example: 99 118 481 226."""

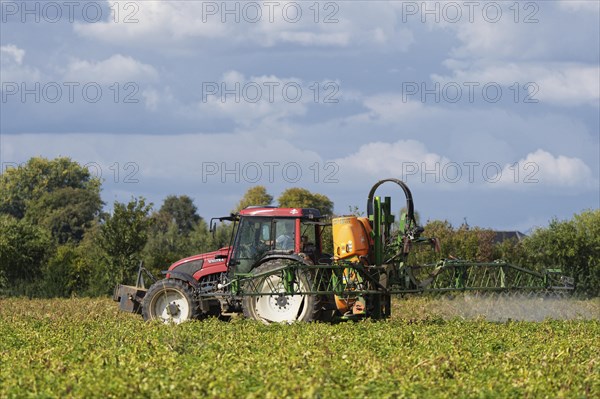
366 178 417 230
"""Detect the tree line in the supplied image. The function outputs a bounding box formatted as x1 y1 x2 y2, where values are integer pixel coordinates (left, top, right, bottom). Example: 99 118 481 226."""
0 157 597 297
0 157 333 297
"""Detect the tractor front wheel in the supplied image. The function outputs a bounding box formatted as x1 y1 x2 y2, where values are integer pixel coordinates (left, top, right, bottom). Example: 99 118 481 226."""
142 279 199 324
242 260 320 324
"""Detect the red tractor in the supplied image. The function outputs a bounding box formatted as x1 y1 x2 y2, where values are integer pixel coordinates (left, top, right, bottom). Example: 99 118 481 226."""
115 179 573 324
116 206 332 324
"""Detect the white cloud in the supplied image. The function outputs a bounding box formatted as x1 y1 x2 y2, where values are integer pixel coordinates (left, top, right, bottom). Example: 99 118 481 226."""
497 149 597 190
334 140 450 183
63 54 158 85
278 31 351 47
0 132 325 187
285 90 597 171
532 65 599 106
433 62 600 106
196 71 313 127
1 44 25 65
449 20 539 61
2 134 597 229
558 1 600 12
0 44 41 83
74 1 229 44
141 88 160 111
73 1 414 51
423 1 599 107
434 1 598 62
363 94 425 121
332 140 598 192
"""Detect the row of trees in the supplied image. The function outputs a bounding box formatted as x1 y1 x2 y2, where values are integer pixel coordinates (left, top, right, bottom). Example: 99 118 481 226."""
0 157 335 297
1 157 598 297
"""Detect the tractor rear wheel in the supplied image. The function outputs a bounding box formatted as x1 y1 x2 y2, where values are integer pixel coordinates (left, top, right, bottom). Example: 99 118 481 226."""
242 260 320 324
142 279 199 324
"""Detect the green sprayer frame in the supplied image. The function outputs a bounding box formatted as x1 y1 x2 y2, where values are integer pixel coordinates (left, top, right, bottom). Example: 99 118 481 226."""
204 179 573 320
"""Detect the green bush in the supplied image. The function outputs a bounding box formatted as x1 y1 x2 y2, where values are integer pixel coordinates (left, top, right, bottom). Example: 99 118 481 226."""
522 210 600 295
0 215 52 295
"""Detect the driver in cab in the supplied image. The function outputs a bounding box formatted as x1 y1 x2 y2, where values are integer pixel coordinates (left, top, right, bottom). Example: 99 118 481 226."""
275 220 295 250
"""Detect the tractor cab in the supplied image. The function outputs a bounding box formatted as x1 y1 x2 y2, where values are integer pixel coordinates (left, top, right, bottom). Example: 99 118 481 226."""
228 207 326 274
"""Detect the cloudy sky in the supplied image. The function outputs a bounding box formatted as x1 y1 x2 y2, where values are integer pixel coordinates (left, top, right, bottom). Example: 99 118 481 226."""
1 0 598 231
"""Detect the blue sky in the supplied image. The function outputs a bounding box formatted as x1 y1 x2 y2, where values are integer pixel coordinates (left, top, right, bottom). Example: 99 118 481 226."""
1 0 599 231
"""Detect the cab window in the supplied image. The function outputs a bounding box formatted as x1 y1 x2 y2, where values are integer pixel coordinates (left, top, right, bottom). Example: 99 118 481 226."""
274 219 295 250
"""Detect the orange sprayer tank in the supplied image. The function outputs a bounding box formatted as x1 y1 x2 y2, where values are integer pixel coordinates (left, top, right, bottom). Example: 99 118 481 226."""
332 216 373 260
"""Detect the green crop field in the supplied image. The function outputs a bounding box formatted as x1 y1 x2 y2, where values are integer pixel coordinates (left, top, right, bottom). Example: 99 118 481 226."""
1 296 598 399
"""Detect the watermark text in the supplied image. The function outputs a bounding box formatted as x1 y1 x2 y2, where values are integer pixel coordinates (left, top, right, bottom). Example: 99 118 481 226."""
401 1 539 24
400 161 539 184
1 1 140 23
202 161 340 183
402 82 539 104
200 1 339 24
1 82 140 104
202 81 339 104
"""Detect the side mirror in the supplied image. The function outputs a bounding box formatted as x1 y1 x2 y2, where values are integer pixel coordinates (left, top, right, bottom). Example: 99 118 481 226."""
209 218 218 239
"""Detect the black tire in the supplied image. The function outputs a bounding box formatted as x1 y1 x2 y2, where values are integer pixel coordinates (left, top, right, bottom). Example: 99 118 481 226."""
142 279 199 324
242 260 321 324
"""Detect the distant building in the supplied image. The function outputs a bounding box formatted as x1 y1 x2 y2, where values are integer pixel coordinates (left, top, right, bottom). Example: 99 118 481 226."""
493 231 527 244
